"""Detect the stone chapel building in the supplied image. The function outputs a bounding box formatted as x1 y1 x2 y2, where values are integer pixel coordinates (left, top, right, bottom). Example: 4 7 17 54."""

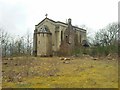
33 17 86 56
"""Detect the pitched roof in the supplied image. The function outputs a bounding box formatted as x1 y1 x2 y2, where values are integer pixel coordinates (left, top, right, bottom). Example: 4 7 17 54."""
35 17 56 26
35 17 86 32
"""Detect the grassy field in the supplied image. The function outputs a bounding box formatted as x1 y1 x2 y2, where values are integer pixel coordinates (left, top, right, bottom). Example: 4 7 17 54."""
2 56 118 88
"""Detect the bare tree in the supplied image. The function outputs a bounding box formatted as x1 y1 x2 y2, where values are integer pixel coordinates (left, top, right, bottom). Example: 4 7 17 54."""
0 29 10 57
93 22 118 46
25 31 33 55
92 22 118 56
0 28 33 57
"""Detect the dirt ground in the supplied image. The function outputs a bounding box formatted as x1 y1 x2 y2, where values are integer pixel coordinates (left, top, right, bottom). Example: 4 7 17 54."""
2 56 118 88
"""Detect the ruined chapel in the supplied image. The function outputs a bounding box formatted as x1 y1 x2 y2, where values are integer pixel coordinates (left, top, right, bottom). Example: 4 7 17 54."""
33 16 86 56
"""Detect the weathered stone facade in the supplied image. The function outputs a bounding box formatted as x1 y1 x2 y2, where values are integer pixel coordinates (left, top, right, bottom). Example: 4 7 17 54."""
33 17 86 56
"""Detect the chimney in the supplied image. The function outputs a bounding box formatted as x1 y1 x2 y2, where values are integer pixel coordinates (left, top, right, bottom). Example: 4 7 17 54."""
68 18 72 25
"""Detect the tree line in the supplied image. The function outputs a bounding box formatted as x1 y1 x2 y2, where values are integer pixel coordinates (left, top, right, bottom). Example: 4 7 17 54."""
87 22 118 57
0 29 33 57
74 22 118 57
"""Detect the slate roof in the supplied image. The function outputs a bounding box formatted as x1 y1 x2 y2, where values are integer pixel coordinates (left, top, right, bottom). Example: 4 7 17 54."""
35 17 86 32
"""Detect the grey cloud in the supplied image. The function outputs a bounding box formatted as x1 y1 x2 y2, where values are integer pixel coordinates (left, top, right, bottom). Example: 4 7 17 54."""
0 1 27 35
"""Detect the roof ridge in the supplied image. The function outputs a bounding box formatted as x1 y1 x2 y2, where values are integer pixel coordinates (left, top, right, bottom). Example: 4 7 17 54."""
35 17 86 31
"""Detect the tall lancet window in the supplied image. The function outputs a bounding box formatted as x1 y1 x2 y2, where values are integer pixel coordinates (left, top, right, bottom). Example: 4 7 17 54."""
61 31 63 41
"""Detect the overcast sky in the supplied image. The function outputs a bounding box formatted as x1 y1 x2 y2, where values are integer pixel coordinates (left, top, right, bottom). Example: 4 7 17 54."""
0 0 118 36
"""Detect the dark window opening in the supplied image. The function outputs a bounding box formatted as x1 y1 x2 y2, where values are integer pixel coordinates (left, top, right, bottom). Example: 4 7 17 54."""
75 34 78 46
80 35 81 43
61 31 63 41
66 35 69 43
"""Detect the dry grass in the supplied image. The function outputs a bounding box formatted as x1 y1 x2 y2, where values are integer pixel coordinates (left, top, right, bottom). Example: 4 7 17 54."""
2 56 118 88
